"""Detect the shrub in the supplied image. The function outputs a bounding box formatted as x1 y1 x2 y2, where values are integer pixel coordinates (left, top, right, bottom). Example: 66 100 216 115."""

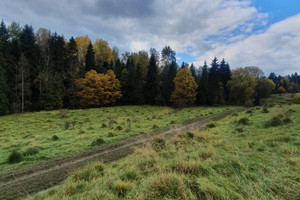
112 180 131 197
51 135 59 141
91 138 105 146
115 126 123 131
152 138 166 152
8 150 23 163
170 120 176 124
59 109 68 118
238 118 249 125
23 146 40 156
292 93 300 104
101 123 107 128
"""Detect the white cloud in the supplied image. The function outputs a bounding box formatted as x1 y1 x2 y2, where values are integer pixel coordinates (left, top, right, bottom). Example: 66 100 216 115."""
1 0 299 74
194 14 300 75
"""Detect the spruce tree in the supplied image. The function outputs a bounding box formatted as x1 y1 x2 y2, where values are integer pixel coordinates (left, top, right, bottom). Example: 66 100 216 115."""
219 59 231 102
196 61 209 105
85 43 95 72
144 53 160 105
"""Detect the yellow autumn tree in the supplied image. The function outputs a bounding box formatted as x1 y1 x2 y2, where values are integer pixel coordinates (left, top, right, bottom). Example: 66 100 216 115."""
75 70 122 107
171 67 198 106
93 39 113 72
74 36 91 67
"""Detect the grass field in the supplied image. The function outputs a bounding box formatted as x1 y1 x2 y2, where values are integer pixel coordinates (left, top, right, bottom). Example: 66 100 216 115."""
0 105 237 174
30 104 300 200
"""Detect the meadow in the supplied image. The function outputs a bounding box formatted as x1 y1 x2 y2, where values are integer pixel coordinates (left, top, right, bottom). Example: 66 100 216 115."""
30 104 300 200
0 105 237 175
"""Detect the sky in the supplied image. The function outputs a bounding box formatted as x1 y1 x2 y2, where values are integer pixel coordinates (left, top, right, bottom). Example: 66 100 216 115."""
0 0 300 75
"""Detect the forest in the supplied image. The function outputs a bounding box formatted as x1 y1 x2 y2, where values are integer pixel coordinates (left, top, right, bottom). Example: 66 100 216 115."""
0 20 300 115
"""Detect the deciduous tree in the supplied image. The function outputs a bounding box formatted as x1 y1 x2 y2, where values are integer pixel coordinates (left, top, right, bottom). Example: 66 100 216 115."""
171 67 198 106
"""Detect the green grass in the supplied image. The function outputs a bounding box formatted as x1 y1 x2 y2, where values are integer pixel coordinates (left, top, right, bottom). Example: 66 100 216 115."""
30 104 300 200
0 105 237 174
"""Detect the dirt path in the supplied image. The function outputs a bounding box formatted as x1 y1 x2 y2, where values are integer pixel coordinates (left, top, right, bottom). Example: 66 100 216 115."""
0 108 243 200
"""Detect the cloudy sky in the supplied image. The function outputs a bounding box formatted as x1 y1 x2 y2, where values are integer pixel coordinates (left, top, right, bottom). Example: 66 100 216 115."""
1 0 300 75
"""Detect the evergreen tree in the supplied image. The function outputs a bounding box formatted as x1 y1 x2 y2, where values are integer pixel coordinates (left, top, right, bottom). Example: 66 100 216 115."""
63 37 79 108
0 20 9 114
207 57 223 105
190 63 196 80
135 64 144 104
219 59 231 101
19 24 40 111
197 61 208 105
144 53 160 105
85 43 95 72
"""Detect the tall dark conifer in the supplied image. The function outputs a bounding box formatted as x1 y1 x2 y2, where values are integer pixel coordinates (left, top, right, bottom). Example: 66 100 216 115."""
0 20 9 114
85 43 95 72
197 61 208 105
144 53 160 105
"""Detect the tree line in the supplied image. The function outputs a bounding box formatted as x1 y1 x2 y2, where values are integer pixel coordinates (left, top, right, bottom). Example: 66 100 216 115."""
0 20 300 115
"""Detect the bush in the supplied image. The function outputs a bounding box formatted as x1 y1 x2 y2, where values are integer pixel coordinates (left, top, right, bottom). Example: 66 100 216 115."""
101 123 107 128
91 138 105 146
292 93 300 104
8 150 23 163
51 135 59 141
151 138 166 152
238 118 249 125
115 126 123 130
23 146 40 156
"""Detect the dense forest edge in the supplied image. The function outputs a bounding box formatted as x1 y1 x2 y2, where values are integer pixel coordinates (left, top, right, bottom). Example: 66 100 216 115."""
0 20 300 116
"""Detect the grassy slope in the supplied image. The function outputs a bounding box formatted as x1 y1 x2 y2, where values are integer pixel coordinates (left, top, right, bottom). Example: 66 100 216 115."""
31 104 300 200
0 106 236 174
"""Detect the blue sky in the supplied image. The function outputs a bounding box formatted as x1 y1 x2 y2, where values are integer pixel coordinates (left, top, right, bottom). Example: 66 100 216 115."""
0 0 299 75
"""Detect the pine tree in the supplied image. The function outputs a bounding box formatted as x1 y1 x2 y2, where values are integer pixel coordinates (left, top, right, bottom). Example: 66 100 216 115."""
144 53 160 105
85 43 95 72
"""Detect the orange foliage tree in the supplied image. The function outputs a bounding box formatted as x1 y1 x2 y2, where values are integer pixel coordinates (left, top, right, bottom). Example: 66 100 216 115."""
171 67 198 106
75 70 122 107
